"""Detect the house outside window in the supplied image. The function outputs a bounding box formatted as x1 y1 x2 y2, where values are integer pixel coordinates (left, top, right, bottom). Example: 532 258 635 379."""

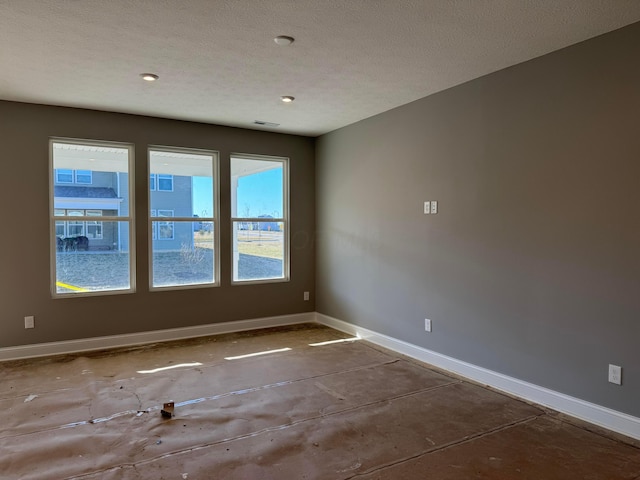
50 139 134 296
149 147 218 290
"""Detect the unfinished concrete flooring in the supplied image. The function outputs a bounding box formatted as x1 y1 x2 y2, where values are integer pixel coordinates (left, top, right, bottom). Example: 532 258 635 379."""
1 324 639 479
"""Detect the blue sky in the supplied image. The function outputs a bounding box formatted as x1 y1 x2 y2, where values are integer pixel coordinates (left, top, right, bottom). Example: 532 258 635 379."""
193 168 283 219
193 176 213 217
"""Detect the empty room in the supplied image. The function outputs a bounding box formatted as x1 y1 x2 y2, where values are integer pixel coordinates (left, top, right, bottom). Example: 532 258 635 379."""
1 1 639 478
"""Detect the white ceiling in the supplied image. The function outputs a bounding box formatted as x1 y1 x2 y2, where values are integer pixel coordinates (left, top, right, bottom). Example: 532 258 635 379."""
1 1 639 137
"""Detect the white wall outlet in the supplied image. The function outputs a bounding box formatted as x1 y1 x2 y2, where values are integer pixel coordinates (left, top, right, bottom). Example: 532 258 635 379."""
24 316 35 329
303 291 310 301
424 318 432 332
608 364 622 385
430 200 438 214
424 201 431 214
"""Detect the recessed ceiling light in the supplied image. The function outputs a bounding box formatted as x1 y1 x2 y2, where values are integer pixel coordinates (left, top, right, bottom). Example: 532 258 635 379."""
140 73 159 82
274 35 294 46
281 96 295 103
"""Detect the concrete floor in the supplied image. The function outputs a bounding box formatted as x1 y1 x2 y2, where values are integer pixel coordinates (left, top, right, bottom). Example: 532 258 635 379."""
1 323 639 479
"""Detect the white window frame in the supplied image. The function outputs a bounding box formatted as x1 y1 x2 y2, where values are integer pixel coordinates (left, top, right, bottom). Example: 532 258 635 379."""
50 138 135 297
148 145 219 291
230 153 289 285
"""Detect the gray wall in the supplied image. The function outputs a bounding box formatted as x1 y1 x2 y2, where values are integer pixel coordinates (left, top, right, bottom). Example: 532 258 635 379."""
316 23 640 417
0 102 315 346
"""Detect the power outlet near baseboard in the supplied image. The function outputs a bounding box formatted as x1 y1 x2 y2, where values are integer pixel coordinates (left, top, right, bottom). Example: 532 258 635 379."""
24 316 35 329
608 364 622 385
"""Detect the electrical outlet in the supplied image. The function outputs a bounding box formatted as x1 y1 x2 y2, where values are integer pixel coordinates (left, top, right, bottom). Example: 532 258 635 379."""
430 200 438 214
24 316 35 329
303 291 310 301
424 318 432 332
608 364 622 385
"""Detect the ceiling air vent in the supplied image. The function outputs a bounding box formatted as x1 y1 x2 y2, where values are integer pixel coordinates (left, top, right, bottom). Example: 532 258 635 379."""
254 120 280 127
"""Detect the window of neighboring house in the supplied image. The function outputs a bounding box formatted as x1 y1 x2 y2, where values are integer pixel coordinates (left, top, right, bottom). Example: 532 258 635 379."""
149 147 218 290
54 209 65 237
157 210 174 240
75 170 92 184
158 174 173 191
150 209 157 239
230 154 288 283
67 210 85 237
149 173 173 191
85 210 103 239
56 169 73 183
55 169 93 184
55 209 103 239
51 139 134 296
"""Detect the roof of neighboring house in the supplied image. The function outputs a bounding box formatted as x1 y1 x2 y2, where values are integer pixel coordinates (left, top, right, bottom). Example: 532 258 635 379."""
54 186 119 199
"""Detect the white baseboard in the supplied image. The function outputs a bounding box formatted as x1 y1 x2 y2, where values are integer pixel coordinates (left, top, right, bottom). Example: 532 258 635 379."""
4 310 637 441
315 312 640 441
0 312 315 362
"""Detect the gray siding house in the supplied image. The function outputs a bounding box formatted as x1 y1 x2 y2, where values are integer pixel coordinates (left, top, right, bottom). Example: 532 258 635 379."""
149 173 194 251
54 169 193 251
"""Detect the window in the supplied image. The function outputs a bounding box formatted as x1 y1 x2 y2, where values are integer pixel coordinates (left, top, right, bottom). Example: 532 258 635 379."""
149 147 218 289
230 154 288 283
54 209 65 237
85 210 103 239
50 139 134 296
55 169 93 184
55 210 103 240
149 209 177 241
149 173 173 191
158 174 173 191
56 169 73 183
75 170 92 184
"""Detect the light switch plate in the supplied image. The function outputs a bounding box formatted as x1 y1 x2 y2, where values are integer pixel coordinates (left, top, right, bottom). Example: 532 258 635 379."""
425 318 432 332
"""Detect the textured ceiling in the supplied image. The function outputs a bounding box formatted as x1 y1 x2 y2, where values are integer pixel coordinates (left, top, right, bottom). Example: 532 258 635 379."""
1 1 639 137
